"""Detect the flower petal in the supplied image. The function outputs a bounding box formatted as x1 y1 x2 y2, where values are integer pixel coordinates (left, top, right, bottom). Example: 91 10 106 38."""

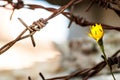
88 24 104 41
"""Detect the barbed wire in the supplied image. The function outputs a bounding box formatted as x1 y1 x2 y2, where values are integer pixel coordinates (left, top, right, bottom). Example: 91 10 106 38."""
0 0 120 80
27 50 120 80
0 0 77 54
0 0 119 54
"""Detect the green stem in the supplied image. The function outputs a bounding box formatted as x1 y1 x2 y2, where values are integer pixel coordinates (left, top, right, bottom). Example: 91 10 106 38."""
98 39 116 80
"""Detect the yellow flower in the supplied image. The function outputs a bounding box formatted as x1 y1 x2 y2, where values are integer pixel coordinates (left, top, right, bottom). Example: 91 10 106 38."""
88 24 104 41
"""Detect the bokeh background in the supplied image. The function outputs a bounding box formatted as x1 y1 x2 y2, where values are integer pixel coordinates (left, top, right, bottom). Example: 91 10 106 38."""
0 0 120 80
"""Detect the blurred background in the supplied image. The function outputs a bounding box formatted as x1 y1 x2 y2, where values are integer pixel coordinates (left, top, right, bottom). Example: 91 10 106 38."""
0 0 120 80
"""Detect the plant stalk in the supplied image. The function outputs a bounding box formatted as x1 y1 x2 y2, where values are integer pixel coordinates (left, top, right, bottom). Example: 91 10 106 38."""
98 39 116 80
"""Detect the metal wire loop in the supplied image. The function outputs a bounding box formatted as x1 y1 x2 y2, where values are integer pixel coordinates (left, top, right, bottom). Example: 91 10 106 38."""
30 18 47 31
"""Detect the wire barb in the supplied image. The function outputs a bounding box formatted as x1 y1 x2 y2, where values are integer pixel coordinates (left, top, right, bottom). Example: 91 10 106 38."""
0 0 75 54
28 49 120 80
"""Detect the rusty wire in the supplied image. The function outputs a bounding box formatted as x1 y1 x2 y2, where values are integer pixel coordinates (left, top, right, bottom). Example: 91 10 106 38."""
0 0 120 80
0 0 77 54
0 0 119 58
85 0 120 17
69 15 120 31
28 49 120 80
0 0 119 59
